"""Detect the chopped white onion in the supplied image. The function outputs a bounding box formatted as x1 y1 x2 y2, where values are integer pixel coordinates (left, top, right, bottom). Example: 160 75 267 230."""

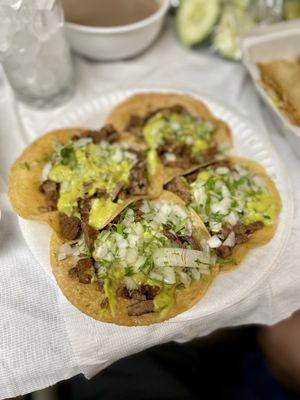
211 198 231 215
177 270 191 287
124 277 137 292
225 211 239 226
111 147 123 163
253 174 266 188
209 221 222 233
173 205 188 219
57 253 67 261
42 162 52 181
133 222 143 236
134 256 146 269
185 136 193 144
126 248 138 264
149 271 164 281
103 252 113 262
118 247 127 259
164 152 176 162
215 167 229 175
127 233 139 247
58 243 80 261
140 201 150 213
235 164 248 176
100 231 110 242
223 231 236 247
153 248 211 269
207 235 222 248
118 238 128 249
163 267 176 284
200 239 210 255
127 149 138 162
221 184 230 198
73 137 93 149
171 121 180 130
194 187 206 205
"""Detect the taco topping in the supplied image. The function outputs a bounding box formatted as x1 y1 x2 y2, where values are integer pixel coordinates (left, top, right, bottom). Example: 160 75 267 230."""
39 126 157 239
165 176 191 203
126 106 223 168
62 199 216 317
167 160 278 259
127 300 154 316
45 134 137 216
78 124 120 144
59 212 81 241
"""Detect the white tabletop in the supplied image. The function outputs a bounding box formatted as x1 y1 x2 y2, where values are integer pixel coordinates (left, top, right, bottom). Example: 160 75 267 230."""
0 22 299 399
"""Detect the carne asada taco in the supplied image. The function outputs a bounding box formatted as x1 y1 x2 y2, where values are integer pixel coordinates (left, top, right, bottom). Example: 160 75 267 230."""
50 191 219 326
165 157 281 271
9 125 164 241
106 93 232 182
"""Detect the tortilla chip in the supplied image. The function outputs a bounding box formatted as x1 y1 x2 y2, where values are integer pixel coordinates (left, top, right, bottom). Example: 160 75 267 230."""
8 128 164 237
50 191 219 326
258 59 300 126
106 93 233 181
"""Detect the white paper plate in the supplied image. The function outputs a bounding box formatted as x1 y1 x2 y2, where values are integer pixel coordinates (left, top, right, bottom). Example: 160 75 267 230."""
19 88 293 321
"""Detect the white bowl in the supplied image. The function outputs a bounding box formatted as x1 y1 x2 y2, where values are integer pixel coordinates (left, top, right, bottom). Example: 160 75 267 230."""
64 0 170 61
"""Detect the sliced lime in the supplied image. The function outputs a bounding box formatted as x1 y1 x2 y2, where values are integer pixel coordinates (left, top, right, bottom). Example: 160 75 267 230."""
176 0 220 46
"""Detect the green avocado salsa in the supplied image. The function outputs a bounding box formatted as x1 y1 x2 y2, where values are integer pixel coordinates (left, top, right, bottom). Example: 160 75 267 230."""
46 138 137 216
142 111 215 155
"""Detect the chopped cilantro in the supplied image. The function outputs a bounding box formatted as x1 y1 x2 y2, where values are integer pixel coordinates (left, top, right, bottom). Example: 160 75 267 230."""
124 267 134 277
60 146 76 166
115 223 124 235
19 161 30 170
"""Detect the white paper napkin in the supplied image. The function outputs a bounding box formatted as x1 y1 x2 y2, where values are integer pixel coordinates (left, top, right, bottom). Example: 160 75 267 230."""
17 87 293 381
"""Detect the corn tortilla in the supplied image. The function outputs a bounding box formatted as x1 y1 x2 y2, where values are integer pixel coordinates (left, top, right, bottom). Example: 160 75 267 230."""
8 128 164 238
183 156 282 272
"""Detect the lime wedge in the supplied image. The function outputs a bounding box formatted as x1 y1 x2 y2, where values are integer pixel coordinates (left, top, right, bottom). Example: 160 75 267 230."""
176 0 220 46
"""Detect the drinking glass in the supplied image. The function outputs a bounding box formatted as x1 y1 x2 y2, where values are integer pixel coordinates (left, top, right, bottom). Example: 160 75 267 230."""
0 0 75 108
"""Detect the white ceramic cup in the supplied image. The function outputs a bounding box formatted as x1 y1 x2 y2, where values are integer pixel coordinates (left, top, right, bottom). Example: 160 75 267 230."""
64 0 171 61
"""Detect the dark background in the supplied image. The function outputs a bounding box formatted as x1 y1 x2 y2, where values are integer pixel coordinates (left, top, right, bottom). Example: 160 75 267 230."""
17 325 300 400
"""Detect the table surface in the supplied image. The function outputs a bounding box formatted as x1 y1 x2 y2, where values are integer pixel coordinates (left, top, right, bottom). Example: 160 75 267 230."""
0 21 299 399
